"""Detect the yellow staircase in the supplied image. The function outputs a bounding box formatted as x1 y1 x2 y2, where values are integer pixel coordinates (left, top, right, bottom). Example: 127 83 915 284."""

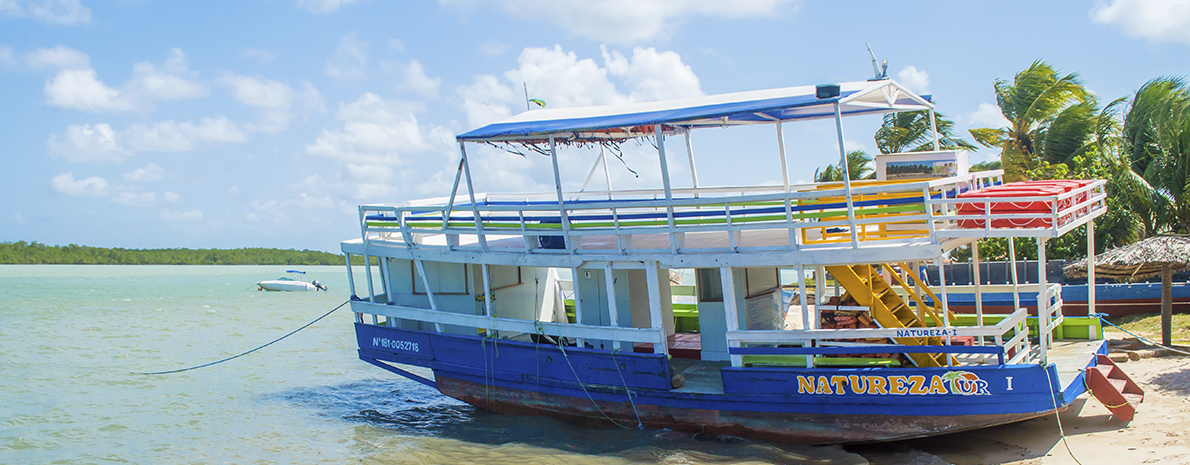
824 263 957 368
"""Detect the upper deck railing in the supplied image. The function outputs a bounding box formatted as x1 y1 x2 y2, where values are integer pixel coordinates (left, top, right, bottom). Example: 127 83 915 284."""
357 170 1106 261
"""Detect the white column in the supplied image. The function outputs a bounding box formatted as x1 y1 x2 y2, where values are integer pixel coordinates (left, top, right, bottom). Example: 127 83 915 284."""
1038 238 1049 363
548 135 574 252
720 266 741 366
645 262 667 355
655 124 678 254
684 131 699 191
604 264 621 350
1088 220 1098 340
459 143 488 252
972 241 984 345
1009 238 1021 311
799 265 810 330
833 104 859 248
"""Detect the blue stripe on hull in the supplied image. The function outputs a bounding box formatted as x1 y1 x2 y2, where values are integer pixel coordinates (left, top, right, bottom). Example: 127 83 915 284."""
356 323 1092 442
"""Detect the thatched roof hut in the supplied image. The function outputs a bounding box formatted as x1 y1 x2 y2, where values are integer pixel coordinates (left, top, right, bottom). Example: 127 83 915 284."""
1064 235 1190 345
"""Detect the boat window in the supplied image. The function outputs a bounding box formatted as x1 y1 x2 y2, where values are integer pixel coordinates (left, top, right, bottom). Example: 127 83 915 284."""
489 265 522 290
745 267 780 298
412 261 469 294
696 268 723 302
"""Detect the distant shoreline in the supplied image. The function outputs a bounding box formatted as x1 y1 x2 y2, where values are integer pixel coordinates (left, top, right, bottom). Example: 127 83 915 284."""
0 241 371 265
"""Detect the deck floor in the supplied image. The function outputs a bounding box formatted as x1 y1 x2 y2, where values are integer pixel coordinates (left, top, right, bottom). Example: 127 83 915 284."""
1039 339 1105 389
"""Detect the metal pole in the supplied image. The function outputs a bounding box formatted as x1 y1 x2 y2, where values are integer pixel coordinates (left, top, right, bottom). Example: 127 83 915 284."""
1038 238 1049 363
1087 221 1096 317
481 263 495 335
655 124 678 254
646 262 668 355
684 131 700 191
443 158 465 230
548 135 574 252
459 143 488 252
799 265 810 330
777 120 790 193
928 109 940 151
604 264 621 350
833 104 860 248
720 266 741 366
972 241 984 345
345 253 357 298
1009 238 1021 312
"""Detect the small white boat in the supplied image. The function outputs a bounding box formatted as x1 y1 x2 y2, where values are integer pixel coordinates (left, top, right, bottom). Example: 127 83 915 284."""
257 270 327 292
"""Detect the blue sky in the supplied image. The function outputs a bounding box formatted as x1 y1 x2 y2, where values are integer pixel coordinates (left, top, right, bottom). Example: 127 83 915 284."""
1 0 1187 252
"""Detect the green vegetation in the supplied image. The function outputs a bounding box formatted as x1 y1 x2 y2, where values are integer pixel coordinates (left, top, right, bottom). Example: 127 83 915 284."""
1108 313 1190 346
0 241 370 265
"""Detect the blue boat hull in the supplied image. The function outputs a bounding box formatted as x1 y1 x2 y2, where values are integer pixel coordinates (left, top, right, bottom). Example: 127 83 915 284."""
356 323 1103 444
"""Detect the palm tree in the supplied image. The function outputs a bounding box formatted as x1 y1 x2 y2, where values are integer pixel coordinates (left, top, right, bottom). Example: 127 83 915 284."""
1123 77 1190 233
814 150 872 182
969 60 1093 182
874 111 977 154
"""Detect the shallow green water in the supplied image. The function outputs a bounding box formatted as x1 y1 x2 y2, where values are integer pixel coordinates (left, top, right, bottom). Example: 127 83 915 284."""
0 265 900 464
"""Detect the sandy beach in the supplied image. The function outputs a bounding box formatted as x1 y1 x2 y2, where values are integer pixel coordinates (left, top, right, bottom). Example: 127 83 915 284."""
880 351 1190 465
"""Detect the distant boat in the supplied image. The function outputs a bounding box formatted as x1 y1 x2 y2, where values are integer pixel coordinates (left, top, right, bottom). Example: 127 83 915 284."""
257 270 327 292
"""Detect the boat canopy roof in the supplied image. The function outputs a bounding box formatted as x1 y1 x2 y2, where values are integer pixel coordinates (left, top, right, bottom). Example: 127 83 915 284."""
456 79 932 144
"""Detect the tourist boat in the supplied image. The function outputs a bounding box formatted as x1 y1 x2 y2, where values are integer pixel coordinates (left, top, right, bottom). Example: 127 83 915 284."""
257 270 327 291
339 79 1141 443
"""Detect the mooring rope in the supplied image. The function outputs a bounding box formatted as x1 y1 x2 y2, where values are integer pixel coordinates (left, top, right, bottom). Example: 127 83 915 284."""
610 348 644 429
1044 366 1086 465
135 300 348 375
1096 314 1190 356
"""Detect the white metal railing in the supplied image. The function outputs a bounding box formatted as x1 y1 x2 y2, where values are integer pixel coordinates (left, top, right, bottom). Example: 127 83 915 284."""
351 300 666 348
723 307 1031 368
359 171 1012 256
931 179 1107 238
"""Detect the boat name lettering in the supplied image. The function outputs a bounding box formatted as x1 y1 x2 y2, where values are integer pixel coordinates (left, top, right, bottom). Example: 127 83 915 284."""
894 328 958 338
796 371 990 396
373 337 419 352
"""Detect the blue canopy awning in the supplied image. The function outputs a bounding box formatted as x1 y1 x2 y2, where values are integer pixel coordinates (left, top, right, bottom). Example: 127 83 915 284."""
456 79 933 144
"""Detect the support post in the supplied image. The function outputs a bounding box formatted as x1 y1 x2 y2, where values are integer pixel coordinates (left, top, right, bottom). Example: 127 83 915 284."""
604 264 621 350
548 135 575 252
345 253 357 299
1038 238 1049 363
413 259 445 333
645 262 668 355
1009 238 1021 311
972 241 984 345
571 267 585 347
459 143 488 252
1088 220 1098 340
684 131 699 192
655 124 678 254
833 104 860 248
720 266 741 366
798 265 810 330
481 263 495 335
928 109 940 151
442 158 465 230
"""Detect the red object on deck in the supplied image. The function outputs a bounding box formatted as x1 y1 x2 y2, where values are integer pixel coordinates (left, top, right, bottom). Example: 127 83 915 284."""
634 333 702 359
956 180 1093 228
1085 354 1144 422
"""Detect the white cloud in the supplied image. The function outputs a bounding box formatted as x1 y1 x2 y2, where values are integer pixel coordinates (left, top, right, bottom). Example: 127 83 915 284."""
445 0 797 44
297 0 356 14
3 0 92 24
47 123 129 162
601 46 702 101
112 191 157 207
897 65 929 94
0 45 15 69
306 92 452 166
479 40 508 56
123 162 165 182
124 48 207 102
325 31 369 80
162 191 180 202
968 102 1011 129
42 48 205 113
221 72 294 133
1092 0 1190 44
160 208 202 222
44 68 130 112
51 172 108 197
123 116 248 152
388 38 405 51
458 45 702 128
25 45 89 70
241 48 277 62
300 80 327 115
392 59 441 97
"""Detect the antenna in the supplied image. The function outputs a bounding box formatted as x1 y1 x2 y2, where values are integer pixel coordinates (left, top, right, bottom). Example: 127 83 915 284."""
865 44 888 81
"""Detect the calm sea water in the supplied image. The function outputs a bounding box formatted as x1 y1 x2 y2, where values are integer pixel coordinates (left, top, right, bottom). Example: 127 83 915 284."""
0 265 929 464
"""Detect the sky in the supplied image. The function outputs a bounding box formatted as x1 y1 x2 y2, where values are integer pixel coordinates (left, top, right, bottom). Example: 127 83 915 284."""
2 0 1188 253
